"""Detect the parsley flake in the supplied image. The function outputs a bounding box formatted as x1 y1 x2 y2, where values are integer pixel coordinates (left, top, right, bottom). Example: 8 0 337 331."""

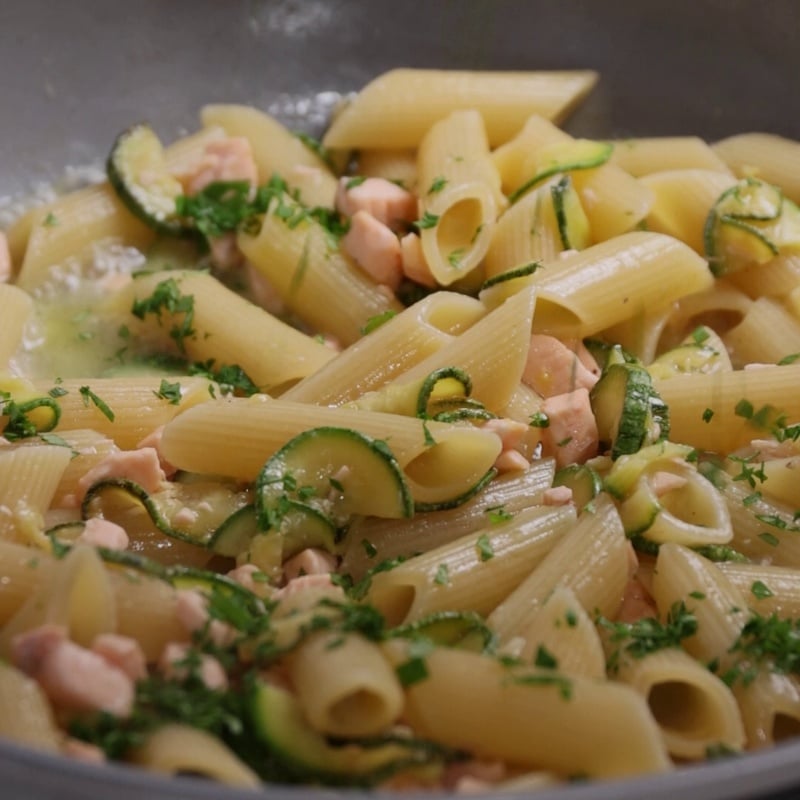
427 176 448 194
751 580 774 600
414 211 440 230
476 534 494 562
78 386 115 422
153 379 182 406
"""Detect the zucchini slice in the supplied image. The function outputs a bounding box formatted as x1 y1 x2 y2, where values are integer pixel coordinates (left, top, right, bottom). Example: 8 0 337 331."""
589 362 669 460
647 326 731 380
248 682 443 786
509 139 614 204
550 175 591 251
82 478 251 549
107 123 189 236
552 464 602 510
256 427 414 533
704 178 800 276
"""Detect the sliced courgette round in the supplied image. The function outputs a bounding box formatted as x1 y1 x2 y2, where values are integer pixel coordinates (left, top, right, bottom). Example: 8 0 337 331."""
390 610 494 653
509 139 614 204
551 175 591 251
107 123 190 236
589 363 669 460
552 464 601 510
256 427 414 533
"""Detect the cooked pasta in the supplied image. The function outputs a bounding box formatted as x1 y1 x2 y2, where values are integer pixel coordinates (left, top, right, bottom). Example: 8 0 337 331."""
2 67 800 793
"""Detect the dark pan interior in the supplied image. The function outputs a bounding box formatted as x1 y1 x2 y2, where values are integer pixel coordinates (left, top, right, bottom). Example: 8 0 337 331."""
1 1 799 798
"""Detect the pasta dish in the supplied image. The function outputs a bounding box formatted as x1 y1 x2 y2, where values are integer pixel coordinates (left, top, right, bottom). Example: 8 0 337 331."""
2 68 800 791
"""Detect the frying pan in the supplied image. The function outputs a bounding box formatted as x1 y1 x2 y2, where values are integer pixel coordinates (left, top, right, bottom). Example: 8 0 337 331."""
1 1 799 798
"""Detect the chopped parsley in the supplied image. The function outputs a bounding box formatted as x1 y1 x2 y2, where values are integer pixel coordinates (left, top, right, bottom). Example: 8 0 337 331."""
0 392 62 441
345 175 367 190
427 176 448 195
508 672 573 700
361 539 378 559
476 533 494 562
422 421 436 447
726 612 800 685
153 379 182 405
396 656 429 687
447 249 465 269
189 360 259 396
690 326 710 345
751 580 774 600
433 563 450 586
702 407 715 423
529 411 550 428
600 601 698 671
414 211 440 230
360 310 397 335
777 352 800 365
42 211 59 227
484 505 513 524
78 386 115 422
131 277 196 353
534 645 559 669
758 531 780 547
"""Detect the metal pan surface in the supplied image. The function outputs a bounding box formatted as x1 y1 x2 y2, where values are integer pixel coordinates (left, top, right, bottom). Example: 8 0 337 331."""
0 1 799 798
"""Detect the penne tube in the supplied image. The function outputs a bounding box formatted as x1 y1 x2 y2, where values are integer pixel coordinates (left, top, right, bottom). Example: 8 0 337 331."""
723 297 800 367
160 396 502 503
357 148 418 191
282 292 486 406
237 191 401 346
654 365 800 453
130 724 260 787
29 375 215 450
610 137 733 177
286 632 403 737
382 641 671 778
488 496 629 642
416 110 502 285
713 133 800 205
125 270 335 392
322 69 598 150
366 504 575 625
0 663 62 754
641 169 737 254
718 562 800 618
482 232 712 339
612 647 745 759
341 461 556 578
507 586 606 680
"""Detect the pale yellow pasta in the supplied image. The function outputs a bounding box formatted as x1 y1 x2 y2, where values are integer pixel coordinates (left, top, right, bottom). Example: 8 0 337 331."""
416 110 501 285
14 184 155 292
611 647 745 759
237 193 400 345
0 444 72 544
0 284 33 367
322 69 598 150
483 232 712 339
602 304 674 365
713 133 800 204
641 169 737 254
710 474 800 568
286 631 403 737
728 253 800 299
341 460 556 578
610 137 732 177
0 663 61 754
488 496 629 642
718 562 800 618
484 179 563 277
357 148 418 191
723 297 800 366
382 641 671 778
282 292 486 405
654 365 800 453
618 460 732 546
201 104 337 207
758 455 800 507
507 586 606 680
130 724 260 787
26 375 214 449
571 165 653 241
366 504 575 625
160 396 501 505
49 429 117 507
651 543 748 666
0 540 56 624
125 270 335 392
0 545 115 657
162 125 226 179
354 285 535 415
732 669 800 749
